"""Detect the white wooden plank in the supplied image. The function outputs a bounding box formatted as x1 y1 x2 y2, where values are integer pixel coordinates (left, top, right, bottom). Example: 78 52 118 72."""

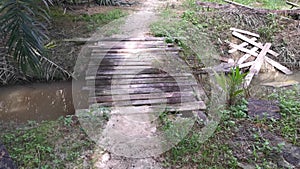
265 57 293 75
229 42 258 56
238 61 254 68
244 43 271 88
232 31 279 57
228 37 257 53
237 47 259 65
230 28 260 38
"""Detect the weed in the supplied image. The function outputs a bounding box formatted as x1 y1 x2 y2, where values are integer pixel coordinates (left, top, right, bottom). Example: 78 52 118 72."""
1 117 94 168
215 67 248 106
77 9 127 30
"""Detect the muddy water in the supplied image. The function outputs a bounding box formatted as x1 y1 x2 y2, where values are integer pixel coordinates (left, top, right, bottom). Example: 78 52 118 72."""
250 71 300 97
0 81 76 123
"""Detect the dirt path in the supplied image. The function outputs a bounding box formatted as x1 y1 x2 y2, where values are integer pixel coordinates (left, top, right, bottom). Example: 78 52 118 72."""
83 0 177 168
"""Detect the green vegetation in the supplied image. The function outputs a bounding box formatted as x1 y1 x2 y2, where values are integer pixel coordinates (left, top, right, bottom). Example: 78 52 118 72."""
199 0 289 9
77 9 127 31
215 68 248 106
152 0 300 168
1 116 94 168
161 87 299 168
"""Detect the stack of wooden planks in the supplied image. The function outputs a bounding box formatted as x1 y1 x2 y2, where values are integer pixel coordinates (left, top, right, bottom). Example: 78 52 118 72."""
226 28 293 88
83 37 206 115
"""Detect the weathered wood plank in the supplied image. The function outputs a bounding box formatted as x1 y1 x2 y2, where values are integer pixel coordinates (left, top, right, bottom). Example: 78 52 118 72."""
229 42 259 56
90 51 180 57
94 96 197 106
237 46 259 65
89 91 196 102
64 37 166 42
88 44 174 49
230 28 260 37
85 73 194 80
87 76 194 85
232 31 279 57
264 57 293 75
92 101 206 112
238 61 254 68
228 37 257 53
88 61 153 66
84 82 198 91
286 1 299 9
87 85 196 96
92 47 181 54
87 69 192 76
244 43 271 88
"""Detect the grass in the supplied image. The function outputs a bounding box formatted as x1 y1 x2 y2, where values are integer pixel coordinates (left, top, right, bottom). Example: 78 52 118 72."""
77 9 128 31
0 116 95 168
160 86 299 168
152 1 299 168
197 0 290 9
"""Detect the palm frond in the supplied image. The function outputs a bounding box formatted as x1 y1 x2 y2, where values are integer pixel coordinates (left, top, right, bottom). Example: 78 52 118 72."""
0 0 71 83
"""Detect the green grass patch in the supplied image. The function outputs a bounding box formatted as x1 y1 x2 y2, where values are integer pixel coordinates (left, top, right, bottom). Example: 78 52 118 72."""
0 116 95 168
77 9 128 30
197 0 290 9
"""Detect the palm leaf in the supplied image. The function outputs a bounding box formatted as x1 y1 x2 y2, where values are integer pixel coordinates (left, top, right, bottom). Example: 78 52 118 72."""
0 0 71 83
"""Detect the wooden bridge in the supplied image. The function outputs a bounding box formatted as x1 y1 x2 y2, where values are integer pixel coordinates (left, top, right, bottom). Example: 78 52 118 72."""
82 37 206 117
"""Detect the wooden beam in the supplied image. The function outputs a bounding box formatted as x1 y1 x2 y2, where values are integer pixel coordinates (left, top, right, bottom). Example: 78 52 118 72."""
264 57 293 75
237 47 259 65
244 43 271 88
230 28 260 38
232 31 280 57
286 1 299 9
229 42 258 56
228 37 257 53
223 0 254 9
238 61 254 68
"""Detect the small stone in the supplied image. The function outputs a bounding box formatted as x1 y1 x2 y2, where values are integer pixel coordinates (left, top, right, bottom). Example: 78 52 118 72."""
247 98 281 120
196 111 208 123
283 146 300 167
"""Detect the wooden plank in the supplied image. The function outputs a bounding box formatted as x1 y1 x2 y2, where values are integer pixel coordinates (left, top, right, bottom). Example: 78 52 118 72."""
89 91 196 102
244 43 271 88
229 42 259 56
93 96 197 106
228 37 257 53
91 47 182 53
232 31 279 57
237 47 259 65
87 76 194 85
88 62 153 66
85 73 194 80
92 101 206 112
84 82 198 91
230 28 260 38
88 44 174 49
87 69 192 76
96 101 206 111
63 37 166 42
89 65 154 71
90 52 180 57
286 1 299 9
86 85 196 96
238 61 254 68
264 57 293 75
261 80 299 88
224 0 254 9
